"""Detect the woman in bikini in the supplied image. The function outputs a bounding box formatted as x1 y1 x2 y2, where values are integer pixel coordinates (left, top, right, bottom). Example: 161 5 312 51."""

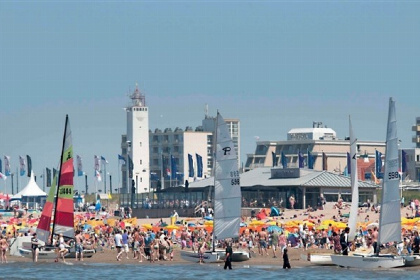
0 234 8 263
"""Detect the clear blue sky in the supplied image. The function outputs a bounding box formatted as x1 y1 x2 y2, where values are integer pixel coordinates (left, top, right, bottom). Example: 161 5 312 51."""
1 1 420 193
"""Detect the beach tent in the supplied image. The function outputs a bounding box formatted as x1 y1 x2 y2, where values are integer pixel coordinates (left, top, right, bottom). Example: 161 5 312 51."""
11 172 47 208
270 206 280 217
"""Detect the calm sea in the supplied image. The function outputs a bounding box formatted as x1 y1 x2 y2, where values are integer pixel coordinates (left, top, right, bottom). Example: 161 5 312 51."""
1 262 418 280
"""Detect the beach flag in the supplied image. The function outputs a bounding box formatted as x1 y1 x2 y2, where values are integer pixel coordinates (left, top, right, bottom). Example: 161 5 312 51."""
95 169 102 182
346 152 351 175
26 155 32 177
272 151 277 167
94 155 101 172
402 150 407 173
322 152 328 171
0 172 7 181
46 168 52 187
128 155 133 178
307 150 314 169
188 154 194 177
375 150 383 179
76 155 83 176
196 153 203 178
19 156 26 176
101 156 108 164
170 155 177 180
298 150 304 168
4 156 11 176
0 158 2 173
118 154 126 165
281 152 287 169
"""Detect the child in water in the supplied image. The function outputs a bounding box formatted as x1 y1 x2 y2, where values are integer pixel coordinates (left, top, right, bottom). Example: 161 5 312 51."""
283 248 291 269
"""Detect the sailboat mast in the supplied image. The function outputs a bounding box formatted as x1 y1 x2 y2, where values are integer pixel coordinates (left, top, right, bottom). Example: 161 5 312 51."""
212 111 219 252
51 114 69 239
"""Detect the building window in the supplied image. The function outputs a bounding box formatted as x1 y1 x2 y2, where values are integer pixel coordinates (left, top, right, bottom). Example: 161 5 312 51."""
139 142 142 147
140 160 142 165
140 177 143 182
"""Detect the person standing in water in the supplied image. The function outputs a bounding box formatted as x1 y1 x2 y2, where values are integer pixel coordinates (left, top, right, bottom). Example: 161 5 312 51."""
283 248 291 269
224 242 233 270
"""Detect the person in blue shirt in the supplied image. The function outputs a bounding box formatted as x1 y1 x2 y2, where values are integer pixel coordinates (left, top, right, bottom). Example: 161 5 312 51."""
121 229 130 259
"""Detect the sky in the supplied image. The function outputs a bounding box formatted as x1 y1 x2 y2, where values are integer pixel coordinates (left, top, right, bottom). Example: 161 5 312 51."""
1 1 420 194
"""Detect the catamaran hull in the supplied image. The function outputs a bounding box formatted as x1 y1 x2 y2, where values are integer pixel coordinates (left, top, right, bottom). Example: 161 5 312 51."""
180 249 249 263
403 255 420 267
18 247 95 260
219 251 250 262
302 253 333 265
180 250 222 263
331 255 405 269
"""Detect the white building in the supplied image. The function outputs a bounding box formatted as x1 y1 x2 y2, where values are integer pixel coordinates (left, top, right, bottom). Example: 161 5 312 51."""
149 127 212 190
122 85 150 194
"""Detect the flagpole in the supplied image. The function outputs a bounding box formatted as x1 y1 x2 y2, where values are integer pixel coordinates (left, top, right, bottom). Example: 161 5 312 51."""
161 153 164 190
103 160 107 193
118 160 121 194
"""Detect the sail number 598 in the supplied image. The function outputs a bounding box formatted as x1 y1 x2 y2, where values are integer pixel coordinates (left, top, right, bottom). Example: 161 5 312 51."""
388 172 399 180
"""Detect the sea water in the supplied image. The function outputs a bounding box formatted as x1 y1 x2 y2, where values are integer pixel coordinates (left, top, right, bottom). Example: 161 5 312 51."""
1 262 418 280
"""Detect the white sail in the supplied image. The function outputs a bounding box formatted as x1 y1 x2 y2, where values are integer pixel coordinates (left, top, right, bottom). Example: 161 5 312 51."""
378 98 402 245
348 116 359 241
214 112 241 240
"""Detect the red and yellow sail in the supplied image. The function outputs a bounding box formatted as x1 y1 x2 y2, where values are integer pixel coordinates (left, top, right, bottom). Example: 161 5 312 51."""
36 173 57 243
54 115 75 238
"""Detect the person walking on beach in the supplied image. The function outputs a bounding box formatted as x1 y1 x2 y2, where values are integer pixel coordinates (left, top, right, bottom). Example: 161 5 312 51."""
198 242 205 264
340 227 349 255
258 228 268 256
31 233 40 262
58 233 69 262
412 231 420 255
372 227 379 254
75 230 84 261
224 242 233 270
121 229 130 259
289 195 295 209
271 230 279 258
115 230 123 261
332 231 341 254
282 248 291 269
0 234 9 263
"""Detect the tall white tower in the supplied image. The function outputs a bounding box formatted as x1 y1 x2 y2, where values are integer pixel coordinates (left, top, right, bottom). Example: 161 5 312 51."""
126 84 150 193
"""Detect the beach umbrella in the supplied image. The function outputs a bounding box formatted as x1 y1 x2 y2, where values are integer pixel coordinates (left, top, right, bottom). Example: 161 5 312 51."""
316 224 329 230
267 225 282 233
165 225 179 230
367 222 379 229
204 216 213 220
141 224 153 230
250 220 265 226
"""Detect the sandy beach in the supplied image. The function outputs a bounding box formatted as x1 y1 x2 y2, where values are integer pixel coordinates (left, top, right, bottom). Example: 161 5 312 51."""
4 201 418 267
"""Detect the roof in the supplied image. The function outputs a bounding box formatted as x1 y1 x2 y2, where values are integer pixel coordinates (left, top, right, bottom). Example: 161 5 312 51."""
188 167 378 189
12 172 47 199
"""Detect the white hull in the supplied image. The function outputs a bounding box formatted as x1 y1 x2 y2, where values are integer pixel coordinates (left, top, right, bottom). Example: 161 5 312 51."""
403 255 420 267
219 251 250 262
331 255 405 269
8 236 33 257
180 250 222 263
18 247 95 260
302 253 333 265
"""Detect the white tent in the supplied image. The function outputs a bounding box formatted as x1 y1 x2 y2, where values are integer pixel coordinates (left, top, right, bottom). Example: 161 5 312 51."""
12 172 47 200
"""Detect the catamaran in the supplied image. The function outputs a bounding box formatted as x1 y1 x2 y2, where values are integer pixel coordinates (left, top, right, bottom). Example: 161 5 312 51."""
180 112 249 262
18 115 95 260
303 116 359 266
331 98 405 269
